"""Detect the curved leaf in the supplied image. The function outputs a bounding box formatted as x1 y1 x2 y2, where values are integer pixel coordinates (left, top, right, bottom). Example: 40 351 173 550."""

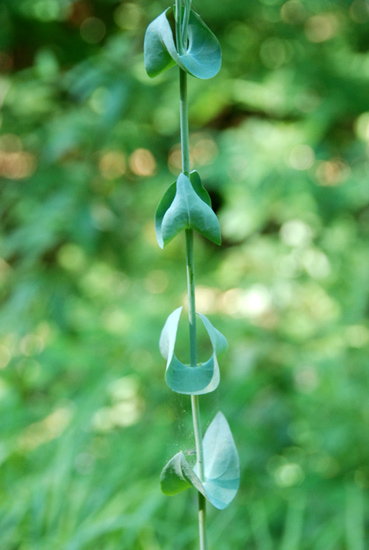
160 451 205 496
194 412 240 510
159 308 227 395
155 181 176 249
155 171 212 248
144 7 221 80
160 172 221 247
144 8 176 78
160 413 240 510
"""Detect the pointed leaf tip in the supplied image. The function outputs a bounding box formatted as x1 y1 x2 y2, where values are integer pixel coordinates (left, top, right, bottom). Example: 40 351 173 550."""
159 172 221 247
194 412 240 509
155 171 218 248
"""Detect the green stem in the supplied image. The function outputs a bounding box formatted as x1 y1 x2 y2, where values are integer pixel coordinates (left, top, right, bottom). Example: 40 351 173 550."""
179 69 190 176
175 0 183 54
179 39 207 548
198 492 207 550
182 0 191 51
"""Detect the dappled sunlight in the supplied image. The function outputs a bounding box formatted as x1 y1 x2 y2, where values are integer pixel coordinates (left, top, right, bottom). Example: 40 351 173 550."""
129 148 156 176
99 151 127 179
304 14 339 43
18 407 73 451
0 134 36 179
92 376 145 432
145 270 169 294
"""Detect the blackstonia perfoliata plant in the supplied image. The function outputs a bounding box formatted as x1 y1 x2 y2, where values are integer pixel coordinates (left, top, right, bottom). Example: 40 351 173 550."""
144 1 240 548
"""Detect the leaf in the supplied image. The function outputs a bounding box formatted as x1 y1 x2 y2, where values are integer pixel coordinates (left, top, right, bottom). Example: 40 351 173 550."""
144 8 176 78
158 172 220 248
155 170 213 248
144 7 221 80
194 412 240 510
160 413 240 510
159 307 227 395
155 181 176 249
160 451 205 496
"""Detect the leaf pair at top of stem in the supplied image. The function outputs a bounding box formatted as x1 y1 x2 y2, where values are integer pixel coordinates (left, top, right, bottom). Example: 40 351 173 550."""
144 3 221 79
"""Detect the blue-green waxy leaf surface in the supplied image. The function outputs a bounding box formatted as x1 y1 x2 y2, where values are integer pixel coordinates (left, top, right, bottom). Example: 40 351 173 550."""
155 170 213 248
194 412 240 510
144 7 221 79
160 412 240 510
156 172 221 248
159 307 227 395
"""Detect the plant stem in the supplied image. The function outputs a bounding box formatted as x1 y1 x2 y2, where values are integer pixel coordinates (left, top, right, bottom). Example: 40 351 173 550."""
179 44 207 550
179 69 190 176
175 0 183 55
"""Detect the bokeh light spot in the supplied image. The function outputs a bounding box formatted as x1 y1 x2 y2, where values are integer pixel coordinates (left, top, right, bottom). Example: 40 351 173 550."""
305 14 338 43
280 1 306 24
129 148 156 176
289 144 315 170
145 270 169 294
280 219 313 247
80 17 106 44
114 3 143 31
99 151 126 179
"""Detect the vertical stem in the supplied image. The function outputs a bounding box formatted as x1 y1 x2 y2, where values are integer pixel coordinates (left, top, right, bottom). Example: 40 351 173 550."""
179 69 190 176
177 9 207 547
175 0 184 54
198 492 207 550
186 228 197 367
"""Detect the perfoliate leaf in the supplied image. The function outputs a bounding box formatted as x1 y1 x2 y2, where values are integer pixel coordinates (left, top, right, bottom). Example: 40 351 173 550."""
155 171 214 248
158 172 220 248
144 7 221 79
160 451 205 496
159 308 227 395
194 412 240 510
160 413 240 510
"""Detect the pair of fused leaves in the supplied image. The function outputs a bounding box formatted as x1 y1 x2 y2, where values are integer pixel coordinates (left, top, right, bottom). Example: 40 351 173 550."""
160 306 227 395
160 412 240 510
155 171 221 249
144 6 221 79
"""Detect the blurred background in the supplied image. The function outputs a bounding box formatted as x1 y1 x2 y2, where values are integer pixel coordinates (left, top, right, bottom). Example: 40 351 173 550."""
1 0 369 548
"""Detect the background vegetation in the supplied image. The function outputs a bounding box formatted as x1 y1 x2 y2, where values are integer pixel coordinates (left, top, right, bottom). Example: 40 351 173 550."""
1 0 369 548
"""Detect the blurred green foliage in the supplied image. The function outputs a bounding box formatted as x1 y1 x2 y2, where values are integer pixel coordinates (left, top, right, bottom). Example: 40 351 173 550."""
1 0 369 548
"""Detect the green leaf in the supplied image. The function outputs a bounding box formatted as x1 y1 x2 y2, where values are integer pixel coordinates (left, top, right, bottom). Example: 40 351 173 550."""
144 7 221 80
160 413 240 510
158 172 220 248
144 8 176 78
154 170 213 248
155 181 176 249
160 451 204 496
159 307 227 395
194 412 240 510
